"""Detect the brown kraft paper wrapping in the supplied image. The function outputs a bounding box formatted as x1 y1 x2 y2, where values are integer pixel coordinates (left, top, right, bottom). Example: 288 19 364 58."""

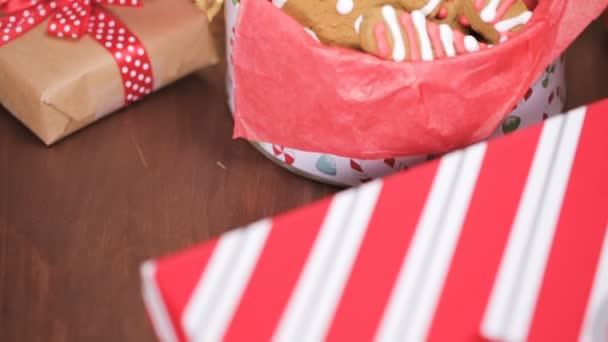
0 0 219 145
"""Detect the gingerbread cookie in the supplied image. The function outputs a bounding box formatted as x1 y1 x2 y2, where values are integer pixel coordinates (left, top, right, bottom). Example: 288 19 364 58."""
359 6 487 62
272 0 409 49
460 0 533 43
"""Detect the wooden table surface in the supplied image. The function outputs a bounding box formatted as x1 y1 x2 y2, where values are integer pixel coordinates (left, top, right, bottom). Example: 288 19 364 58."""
1 17 607 342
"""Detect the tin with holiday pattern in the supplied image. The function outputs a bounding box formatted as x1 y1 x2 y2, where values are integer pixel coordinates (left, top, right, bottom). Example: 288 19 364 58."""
225 0 566 187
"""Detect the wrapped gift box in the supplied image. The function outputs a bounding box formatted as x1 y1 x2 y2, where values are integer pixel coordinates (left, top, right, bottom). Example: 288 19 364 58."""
0 0 218 145
141 99 608 342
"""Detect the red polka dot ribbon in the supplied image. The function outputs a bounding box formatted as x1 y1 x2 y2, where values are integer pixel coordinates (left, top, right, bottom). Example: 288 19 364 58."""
0 0 154 105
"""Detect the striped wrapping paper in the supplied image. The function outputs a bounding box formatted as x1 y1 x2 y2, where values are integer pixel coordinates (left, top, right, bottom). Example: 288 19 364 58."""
141 99 608 342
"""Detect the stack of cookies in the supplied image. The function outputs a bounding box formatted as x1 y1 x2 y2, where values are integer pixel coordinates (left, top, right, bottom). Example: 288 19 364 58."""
271 0 533 62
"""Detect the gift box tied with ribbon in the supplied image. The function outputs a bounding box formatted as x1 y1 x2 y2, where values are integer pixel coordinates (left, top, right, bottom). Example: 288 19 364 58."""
0 0 219 144
2 0 154 103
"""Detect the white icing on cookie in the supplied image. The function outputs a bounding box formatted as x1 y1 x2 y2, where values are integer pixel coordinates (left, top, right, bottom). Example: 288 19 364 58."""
354 15 363 33
336 0 354 15
411 10 433 61
464 35 480 52
381 5 406 62
480 0 501 22
420 0 442 16
495 11 532 32
272 0 287 8
304 28 321 42
438 24 456 57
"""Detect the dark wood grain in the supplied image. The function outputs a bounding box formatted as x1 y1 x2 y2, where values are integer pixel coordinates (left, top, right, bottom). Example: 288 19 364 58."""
1 17 607 342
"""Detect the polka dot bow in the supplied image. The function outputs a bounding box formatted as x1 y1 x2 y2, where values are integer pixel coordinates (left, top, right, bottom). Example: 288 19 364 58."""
0 0 154 104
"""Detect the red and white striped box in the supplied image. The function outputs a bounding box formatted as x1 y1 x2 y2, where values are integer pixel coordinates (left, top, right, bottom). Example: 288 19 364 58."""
141 99 608 342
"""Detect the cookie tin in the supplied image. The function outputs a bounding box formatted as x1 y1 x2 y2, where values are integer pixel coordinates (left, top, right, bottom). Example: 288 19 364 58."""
225 0 566 187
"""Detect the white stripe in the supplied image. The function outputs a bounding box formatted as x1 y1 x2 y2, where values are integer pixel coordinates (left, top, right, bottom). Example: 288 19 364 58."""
376 151 463 342
420 0 442 16
273 182 383 341
140 262 179 342
193 220 272 342
303 181 383 341
354 15 363 33
480 0 501 22
482 115 564 341
464 35 480 53
272 0 287 8
580 227 608 342
482 109 587 341
439 24 456 57
272 188 357 341
504 107 586 341
381 5 406 62
304 28 321 43
404 144 486 341
182 229 245 337
182 220 271 341
495 11 533 32
412 10 434 61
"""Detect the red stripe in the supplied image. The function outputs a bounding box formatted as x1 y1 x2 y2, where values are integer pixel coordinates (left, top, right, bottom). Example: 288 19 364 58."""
325 160 440 341
453 30 467 55
222 197 332 341
374 22 391 59
400 12 420 61
427 122 544 341
527 102 608 342
427 21 446 59
155 240 219 342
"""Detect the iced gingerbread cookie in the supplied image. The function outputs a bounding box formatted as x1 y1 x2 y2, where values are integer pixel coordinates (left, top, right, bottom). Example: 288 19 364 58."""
270 0 484 50
359 6 487 62
459 0 533 43
272 0 410 49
